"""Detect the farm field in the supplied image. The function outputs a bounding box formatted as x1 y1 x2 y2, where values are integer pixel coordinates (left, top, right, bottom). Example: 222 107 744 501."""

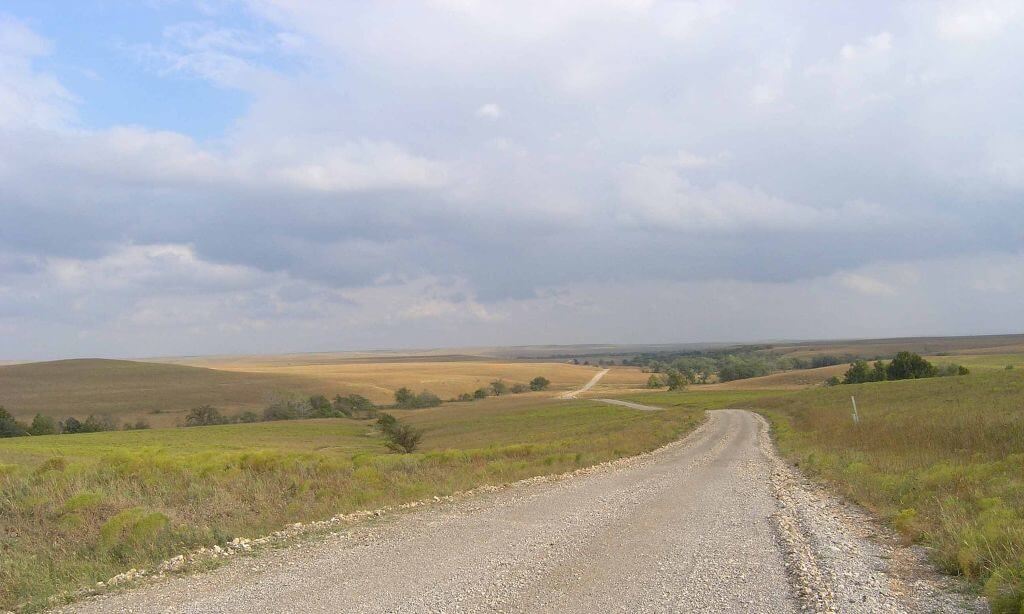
198 360 637 403
744 369 1024 611
0 395 702 612
0 359 331 428
0 357 639 428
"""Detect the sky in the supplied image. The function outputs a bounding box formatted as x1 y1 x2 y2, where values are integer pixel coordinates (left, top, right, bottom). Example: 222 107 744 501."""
1 0 1022 360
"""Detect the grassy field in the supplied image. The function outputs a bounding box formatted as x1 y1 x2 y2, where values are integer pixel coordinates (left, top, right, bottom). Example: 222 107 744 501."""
747 370 1024 612
0 359 331 427
0 358 639 427
0 396 702 612
613 388 785 410
190 360 645 403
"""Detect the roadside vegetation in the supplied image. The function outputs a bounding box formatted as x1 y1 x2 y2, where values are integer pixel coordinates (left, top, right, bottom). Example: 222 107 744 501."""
836 351 969 385
749 369 1024 612
0 397 701 611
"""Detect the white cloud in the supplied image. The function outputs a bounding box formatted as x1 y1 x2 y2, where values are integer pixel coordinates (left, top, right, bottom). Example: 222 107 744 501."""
935 1 1021 41
0 15 76 128
475 102 502 119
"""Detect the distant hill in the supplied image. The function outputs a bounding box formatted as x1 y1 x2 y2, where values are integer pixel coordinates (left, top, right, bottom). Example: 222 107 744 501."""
0 358 328 426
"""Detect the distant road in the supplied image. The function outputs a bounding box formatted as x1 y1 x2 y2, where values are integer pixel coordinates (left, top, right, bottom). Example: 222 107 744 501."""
558 368 609 399
65 410 976 614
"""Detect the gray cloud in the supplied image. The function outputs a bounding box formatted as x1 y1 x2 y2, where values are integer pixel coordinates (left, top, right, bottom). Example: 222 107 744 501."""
1 1 1023 358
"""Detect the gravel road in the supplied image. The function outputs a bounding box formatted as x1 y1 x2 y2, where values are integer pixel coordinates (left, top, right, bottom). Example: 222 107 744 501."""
557 368 609 399
62 410 983 614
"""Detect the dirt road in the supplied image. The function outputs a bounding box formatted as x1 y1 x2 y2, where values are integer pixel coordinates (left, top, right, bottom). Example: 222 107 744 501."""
557 368 609 399
63 410 978 614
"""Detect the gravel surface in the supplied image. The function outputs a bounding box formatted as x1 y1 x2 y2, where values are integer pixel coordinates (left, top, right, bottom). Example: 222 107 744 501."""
60 410 984 614
557 368 609 399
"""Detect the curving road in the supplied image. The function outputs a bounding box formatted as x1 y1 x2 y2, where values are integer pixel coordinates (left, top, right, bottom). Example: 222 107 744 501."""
557 368 609 399
61 409 977 613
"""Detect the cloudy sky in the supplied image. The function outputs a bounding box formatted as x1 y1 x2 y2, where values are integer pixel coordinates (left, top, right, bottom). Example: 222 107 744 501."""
1 1 1022 360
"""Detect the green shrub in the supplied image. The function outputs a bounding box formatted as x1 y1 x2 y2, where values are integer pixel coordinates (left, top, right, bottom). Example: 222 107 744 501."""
529 376 551 391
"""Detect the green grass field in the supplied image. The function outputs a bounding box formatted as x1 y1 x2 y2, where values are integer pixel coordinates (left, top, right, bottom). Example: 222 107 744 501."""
0 397 702 612
748 370 1024 612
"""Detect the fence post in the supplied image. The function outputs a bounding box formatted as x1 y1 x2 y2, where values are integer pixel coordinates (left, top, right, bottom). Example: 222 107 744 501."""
850 396 860 425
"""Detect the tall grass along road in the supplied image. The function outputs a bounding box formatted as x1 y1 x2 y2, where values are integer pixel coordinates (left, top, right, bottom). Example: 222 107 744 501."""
558 368 609 399
61 410 976 613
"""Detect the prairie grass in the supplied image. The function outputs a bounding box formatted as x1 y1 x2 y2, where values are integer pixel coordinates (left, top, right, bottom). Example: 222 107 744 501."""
613 388 786 410
0 398 701 612
749 370 1024 612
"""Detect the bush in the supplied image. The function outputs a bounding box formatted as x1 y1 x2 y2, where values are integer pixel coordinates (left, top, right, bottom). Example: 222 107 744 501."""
886 351 936 380
473 388 489 399
61 416 83 434
376 413 423 454
123 420 151 430
263 398 308 421
510 383 528 394
457 392 474 402
80 414 117 433
236 411 260 423
185 405 227 427
646 374 664 388
529 376 551 391
308 394 334 417
666 370 688 391
394 387 415 407
0 407 27 438
824 376 841 387
28 414 57 436
490 380 508 396
334 394 376 418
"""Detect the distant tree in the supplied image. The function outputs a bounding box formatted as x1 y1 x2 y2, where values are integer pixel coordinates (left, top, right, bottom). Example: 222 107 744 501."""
871 361 888 382
824 376 841 387
61 416 83 434
958 365 970 376
376 413 398 433
394 387 415 407
308 394 334 417
529 376 551 391
490 380 509 396
334 394 376 418
457 392 474 402
0 407 27 438
665 369 688 391
646 374 664 389
28 414 57 436
81 414 117 432
262 399 300 421
123 419 151 430
237 411 260 423
510 383 528 394
843 360 872 384
886 352 936 380
413 391 442 408
473 387 489 400
186 405 226 427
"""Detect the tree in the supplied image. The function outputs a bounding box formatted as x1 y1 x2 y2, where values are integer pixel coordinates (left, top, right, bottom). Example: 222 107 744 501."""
457 392 474 402
0 407 26 438
28 414 57 435
824 376 841 387
237 411 260 423
384 423 423 453
646 374 663 389
308 394 333 417
510 383 528 394
81 414 117 432
886 352 936 380
186 405 225 427
413 390 442 408
871 361 888 382
473 387 489 399
263 399 301 421
61 416 83 434
529 376 551 391
394 387 415 407
843 360 872 384
490 380 508 396
666 370 688 391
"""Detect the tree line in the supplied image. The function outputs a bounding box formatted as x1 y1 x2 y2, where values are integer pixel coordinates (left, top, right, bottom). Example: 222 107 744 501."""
0 375 554 439
830 351 969 386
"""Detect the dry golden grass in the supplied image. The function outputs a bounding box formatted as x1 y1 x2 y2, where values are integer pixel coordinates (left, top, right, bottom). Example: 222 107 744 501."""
201 360 616 404
700 364 849 390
